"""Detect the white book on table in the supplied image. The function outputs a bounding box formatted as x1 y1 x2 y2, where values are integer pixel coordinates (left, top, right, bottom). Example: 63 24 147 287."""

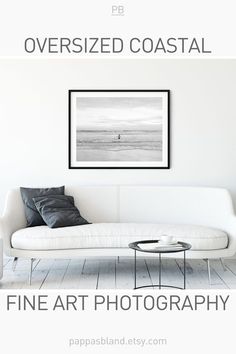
139 242 182 251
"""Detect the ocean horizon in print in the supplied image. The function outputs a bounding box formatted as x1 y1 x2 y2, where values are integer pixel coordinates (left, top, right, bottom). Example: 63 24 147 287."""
75 96 163 162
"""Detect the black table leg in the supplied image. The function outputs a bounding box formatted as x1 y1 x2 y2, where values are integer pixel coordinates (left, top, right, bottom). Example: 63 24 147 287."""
130 241 190 291
184 251 186 289
159 253 162 289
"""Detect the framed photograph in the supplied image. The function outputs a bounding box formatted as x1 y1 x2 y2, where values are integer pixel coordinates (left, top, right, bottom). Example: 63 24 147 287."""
69 90 170 169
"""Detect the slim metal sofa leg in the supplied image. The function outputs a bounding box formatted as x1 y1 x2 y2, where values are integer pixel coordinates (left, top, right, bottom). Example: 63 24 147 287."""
12 257 18 272
220 258 227 271
207 259 212 285
117 256 120 264
28 258 34 286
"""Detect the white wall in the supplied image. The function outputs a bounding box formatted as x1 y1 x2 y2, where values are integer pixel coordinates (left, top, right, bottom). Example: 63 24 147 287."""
0 58 236 212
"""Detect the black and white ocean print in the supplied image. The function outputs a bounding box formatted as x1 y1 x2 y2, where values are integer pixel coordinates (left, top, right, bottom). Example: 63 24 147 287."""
76 97 163 162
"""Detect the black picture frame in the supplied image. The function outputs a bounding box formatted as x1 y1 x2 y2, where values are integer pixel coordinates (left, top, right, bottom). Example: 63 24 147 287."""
68 90 170 169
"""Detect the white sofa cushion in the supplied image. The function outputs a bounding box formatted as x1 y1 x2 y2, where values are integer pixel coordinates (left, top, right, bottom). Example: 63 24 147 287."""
11 223 228 251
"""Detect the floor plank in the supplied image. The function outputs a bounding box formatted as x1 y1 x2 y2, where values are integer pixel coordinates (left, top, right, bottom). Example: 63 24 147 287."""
1 256 235 289
133 256 152 289
0 258 40 289
176 259 227 289
76 259 100 289
116 257 134 289
224 259 236 274
41 259 70 289
24 259 55 289
59 259 84 289
97 258 116 289
3 257 11 267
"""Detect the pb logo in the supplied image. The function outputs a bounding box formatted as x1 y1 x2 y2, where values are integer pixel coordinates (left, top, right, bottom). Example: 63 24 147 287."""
112 5 125 16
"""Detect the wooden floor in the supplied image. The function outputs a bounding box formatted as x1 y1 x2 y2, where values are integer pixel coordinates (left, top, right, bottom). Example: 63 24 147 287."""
1 256 236 289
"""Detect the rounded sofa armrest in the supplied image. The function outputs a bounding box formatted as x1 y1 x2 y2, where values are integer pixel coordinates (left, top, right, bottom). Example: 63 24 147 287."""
0 189 26 255
0 215 18 255
223 215 236 257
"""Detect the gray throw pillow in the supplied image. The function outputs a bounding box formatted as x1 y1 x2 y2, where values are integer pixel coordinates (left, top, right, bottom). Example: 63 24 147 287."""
33 194 89 228
20 186 65 227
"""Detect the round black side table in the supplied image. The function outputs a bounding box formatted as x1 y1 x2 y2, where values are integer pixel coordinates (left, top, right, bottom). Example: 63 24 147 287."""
129 239 192 290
